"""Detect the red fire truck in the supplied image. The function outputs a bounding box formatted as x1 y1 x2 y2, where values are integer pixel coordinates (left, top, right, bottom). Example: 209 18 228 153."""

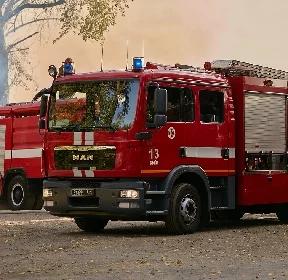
0 102 44 210
39 58 288 233
6 57 288 234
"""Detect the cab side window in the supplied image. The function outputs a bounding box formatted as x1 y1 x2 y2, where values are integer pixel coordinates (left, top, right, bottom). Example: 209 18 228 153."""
166 87 194 122
147 86 194 123
199 90 224 123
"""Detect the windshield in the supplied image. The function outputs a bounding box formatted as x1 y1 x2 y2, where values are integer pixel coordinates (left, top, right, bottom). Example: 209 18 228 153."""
49 79 139 131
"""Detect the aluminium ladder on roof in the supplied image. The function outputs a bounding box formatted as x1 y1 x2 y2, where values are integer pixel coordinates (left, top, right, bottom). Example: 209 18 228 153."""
211 60 288 80
148 60 288 80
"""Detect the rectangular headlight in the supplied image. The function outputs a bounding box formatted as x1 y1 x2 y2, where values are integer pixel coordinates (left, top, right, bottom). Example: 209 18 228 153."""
120 189 139 199
43 188 53 198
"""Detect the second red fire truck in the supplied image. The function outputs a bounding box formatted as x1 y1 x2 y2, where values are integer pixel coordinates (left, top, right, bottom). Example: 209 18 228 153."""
0 101 44 210
1 57 288 235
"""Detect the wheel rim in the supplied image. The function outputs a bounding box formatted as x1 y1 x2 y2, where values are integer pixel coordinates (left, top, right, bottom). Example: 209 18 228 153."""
180 195 197 225
11 183 24 206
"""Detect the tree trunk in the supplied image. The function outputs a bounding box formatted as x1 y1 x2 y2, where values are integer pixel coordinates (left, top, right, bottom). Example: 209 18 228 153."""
0 23 8 106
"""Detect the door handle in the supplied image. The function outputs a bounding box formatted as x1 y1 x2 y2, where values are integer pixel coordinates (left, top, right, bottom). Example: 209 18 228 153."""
221 148 229 159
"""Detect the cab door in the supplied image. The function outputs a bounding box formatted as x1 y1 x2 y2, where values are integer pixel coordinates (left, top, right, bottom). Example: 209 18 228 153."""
141 84 194 176
183 86 235 208
184 87 232 177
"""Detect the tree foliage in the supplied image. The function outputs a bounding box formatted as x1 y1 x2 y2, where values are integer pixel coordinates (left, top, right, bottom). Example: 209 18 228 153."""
0 0 133 104
58 0 131 42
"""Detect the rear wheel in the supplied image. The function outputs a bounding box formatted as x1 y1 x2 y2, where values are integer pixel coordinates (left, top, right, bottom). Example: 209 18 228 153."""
276 205 288 223
74 217 109 232
6 175 35 210
165 183 201 234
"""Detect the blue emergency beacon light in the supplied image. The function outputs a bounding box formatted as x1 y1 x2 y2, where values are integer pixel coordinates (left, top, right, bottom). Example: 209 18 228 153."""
133 57 144 71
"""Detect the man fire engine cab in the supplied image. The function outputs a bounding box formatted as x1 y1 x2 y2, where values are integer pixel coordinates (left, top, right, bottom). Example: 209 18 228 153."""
40 57 288 234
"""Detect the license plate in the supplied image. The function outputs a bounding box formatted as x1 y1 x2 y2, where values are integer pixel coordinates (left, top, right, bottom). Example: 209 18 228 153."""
71 188 94 197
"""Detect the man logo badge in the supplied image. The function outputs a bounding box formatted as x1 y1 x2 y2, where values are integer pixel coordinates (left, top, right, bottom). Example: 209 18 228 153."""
72 155 94 161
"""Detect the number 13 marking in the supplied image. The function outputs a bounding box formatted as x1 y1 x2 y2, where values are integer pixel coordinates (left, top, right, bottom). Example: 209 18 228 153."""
149 148 160 160
149 148 160 165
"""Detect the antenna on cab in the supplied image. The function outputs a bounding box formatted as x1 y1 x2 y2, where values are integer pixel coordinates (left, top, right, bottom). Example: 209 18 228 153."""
100 43 104 72
125 40 129 71
142 40 145 58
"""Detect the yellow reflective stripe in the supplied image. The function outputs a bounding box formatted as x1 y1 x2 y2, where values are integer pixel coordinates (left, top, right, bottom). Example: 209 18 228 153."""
141 169 236 174
141 170 170 174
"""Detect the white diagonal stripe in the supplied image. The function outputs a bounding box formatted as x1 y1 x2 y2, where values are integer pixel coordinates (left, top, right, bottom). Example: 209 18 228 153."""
85 170 94 177
74 132 82 145
11 148 42 159
229 148 236 158
0 125 6 174
5 150 11 159
85 132 94 145
184 147 235 159
185 147 221 158
73 169 82 177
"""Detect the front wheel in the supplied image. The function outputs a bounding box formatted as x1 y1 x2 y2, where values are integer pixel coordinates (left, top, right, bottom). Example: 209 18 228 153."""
74 217 109 232
165 183 201 234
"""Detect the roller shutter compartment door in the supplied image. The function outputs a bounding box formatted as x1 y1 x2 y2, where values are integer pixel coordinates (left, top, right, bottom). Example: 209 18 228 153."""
245 93 286 153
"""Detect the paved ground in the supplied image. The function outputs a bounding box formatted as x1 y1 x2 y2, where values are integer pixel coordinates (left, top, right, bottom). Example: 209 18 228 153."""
0 211 287 280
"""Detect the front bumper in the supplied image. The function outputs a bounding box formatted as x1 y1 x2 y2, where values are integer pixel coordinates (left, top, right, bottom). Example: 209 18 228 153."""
43 179 152 218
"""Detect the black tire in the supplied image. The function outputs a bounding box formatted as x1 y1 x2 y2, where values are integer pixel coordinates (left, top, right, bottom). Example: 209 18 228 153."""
74 217 109 232
165 183 201 234
6 175 35 210
276 205 288 223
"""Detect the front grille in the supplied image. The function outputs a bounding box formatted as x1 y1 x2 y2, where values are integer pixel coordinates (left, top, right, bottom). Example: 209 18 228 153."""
70 181 101 188
54 146 116 170
69 197 99 207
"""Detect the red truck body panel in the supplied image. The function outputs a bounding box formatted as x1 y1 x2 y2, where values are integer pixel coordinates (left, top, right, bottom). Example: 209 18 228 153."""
228 76 288 206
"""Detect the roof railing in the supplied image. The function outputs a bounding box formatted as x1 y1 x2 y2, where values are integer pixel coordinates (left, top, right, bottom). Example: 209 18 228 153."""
146 60 288 80
145 62 209 74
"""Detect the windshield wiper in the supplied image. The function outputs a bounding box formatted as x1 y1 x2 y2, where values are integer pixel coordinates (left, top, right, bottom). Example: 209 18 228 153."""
51 124 81 132
51 124 116 132
97 125 116 131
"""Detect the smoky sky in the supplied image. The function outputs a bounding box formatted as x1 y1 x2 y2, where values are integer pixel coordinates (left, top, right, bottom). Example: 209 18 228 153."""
10 0 288 102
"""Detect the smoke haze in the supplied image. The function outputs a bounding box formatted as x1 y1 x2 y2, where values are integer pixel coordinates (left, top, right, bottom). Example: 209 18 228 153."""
10 0 288 102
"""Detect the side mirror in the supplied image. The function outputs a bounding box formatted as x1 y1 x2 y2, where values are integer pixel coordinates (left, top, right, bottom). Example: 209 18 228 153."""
48 65 58 79
154 88 167 115
40 95 48 118
153 88 167 127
